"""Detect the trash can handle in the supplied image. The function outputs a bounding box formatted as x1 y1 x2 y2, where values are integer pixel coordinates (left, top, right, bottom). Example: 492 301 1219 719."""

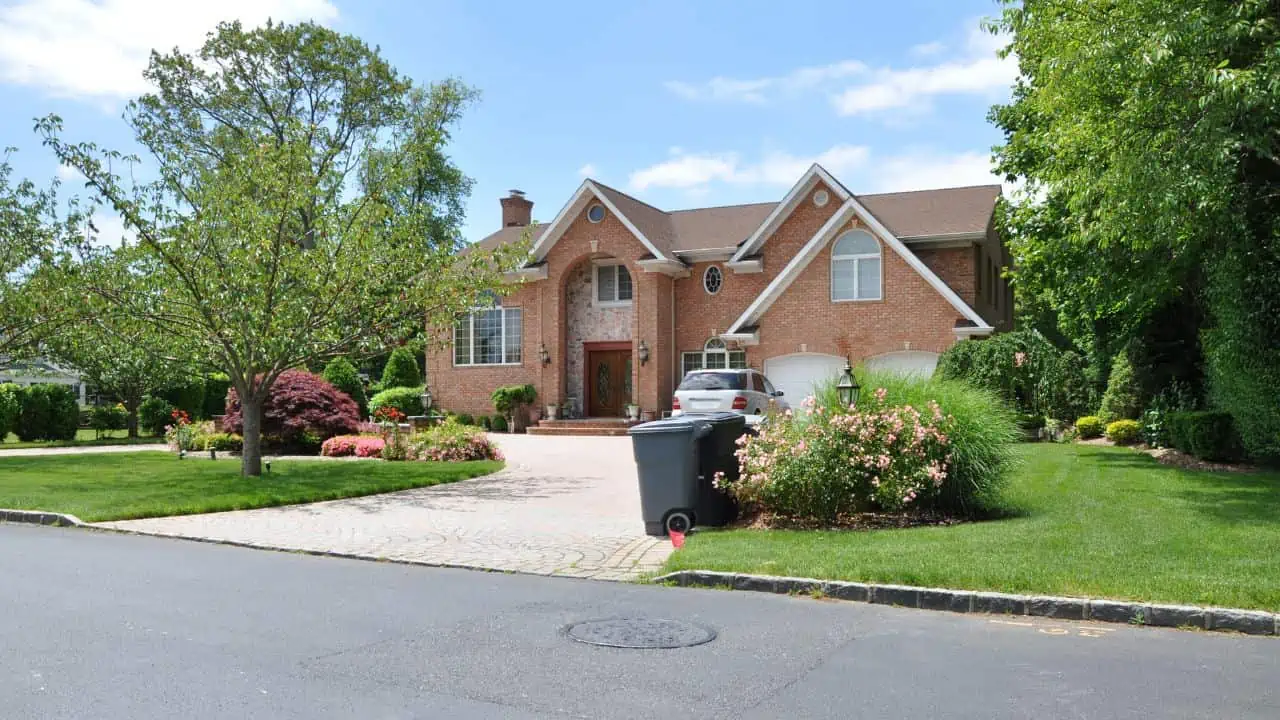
693 422 712 439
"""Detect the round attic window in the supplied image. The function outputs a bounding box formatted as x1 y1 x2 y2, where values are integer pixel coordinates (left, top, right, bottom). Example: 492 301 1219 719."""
587 204 606 223
813 189 830 207
703 265 723 295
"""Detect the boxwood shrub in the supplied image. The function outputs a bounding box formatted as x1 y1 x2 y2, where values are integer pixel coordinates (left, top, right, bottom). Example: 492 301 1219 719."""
368 385 425 418
16 384 79 441
1166 411 1239 461
1104 419 1142 445
1075 415 1105 439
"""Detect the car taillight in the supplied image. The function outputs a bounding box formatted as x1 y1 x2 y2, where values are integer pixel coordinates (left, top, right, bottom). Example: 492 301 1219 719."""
731 396 748 410
672 396 681 410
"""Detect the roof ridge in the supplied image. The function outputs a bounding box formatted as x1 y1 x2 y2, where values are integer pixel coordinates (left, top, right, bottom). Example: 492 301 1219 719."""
587 179 670 215
857 183 1002 198
668 200 779 214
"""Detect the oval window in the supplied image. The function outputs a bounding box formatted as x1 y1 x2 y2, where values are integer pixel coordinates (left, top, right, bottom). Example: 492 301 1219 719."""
703 265 723 295
587 204 605 223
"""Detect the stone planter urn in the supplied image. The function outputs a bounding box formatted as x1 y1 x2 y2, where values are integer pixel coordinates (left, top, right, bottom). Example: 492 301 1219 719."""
545 403 559 421
625 404 641 421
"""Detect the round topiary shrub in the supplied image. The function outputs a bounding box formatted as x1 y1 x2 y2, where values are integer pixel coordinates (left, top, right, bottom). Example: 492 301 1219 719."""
322 357 368 417
368 385 425 418
223 370 360 446
1098 350 1142 422
139 396 176 436
380 347 422 389
1105 419 1142 445
16 384 79 442
1075 415 1105 439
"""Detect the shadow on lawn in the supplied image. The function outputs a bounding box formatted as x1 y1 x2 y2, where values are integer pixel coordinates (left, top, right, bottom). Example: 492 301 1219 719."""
1091 447 1280 525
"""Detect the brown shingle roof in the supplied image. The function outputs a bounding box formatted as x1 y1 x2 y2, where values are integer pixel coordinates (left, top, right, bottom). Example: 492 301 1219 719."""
469 182 999 253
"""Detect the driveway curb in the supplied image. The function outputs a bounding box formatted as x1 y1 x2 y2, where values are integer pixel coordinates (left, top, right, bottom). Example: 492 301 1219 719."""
653 570 1279 636
0 509 84 527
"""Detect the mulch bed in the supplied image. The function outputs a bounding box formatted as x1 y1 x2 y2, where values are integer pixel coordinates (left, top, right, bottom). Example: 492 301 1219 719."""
733 509 965 532
1142 446 1256 473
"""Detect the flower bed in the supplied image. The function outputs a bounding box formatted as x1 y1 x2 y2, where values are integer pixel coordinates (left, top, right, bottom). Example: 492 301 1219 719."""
411 419 503 462
320 435 386 458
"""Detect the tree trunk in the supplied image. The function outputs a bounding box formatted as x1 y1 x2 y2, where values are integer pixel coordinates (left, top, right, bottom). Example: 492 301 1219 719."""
240 395 264 477
125 402 139 439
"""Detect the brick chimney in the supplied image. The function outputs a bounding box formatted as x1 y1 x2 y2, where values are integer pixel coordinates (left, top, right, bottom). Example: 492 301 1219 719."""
500 189 533 228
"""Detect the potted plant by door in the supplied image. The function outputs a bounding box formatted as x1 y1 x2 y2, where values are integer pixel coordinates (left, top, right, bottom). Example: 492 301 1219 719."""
625 403 641 421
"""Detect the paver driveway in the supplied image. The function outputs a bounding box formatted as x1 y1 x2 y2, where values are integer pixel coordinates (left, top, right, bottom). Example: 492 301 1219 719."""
96 435 672 580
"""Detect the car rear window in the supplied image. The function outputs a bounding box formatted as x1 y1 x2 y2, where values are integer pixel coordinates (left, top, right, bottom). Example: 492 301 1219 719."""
678 372 746 391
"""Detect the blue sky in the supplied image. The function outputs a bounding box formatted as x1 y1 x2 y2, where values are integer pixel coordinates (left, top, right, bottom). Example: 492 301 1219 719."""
0 0 1014 244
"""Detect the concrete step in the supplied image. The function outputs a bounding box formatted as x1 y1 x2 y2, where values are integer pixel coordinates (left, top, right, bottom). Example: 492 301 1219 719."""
525 425 633 437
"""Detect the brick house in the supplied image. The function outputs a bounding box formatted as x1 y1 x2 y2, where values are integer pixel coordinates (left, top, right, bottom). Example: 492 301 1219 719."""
427 163 1012 419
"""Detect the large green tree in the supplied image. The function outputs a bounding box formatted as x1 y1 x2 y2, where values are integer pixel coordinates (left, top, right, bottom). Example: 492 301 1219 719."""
39 21 524 474
991 0 1280 461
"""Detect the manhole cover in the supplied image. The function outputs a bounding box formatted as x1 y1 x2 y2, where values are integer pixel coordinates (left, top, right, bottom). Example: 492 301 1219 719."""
565 618 716 649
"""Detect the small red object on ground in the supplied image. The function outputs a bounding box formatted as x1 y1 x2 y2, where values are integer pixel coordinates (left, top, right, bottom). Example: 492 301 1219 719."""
669 530 685 548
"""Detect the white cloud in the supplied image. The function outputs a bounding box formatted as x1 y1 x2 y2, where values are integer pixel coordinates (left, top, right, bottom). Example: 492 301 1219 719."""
55 164 81 182
664 60 867 104
871 150 1002 193
910 41 947 58
0 0 338 102
831 25 1016 117
628 144 870 192
87 212 133 248
577 163 597 178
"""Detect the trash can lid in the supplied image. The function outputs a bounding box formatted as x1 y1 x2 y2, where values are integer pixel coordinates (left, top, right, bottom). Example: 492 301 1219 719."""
690 411 747 426
628 416 705 435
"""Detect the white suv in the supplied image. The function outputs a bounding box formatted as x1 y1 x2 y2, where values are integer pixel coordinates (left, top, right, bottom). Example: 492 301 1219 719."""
671 369 789 417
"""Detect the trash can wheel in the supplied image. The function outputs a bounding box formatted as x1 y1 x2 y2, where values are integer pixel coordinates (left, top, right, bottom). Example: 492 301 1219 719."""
664 510 693 535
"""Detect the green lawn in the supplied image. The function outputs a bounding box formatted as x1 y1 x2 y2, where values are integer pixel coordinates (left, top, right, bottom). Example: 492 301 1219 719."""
0 453 501 522
664 443 1280 611
1 428 164 450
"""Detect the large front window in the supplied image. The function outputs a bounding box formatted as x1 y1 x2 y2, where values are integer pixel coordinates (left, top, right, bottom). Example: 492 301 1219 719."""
594 263 633 306
454 307 522 365
831 230 882 301
682 338 747 376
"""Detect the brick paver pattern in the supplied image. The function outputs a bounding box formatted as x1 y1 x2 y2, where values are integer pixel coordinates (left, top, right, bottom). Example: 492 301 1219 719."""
96 435 672 581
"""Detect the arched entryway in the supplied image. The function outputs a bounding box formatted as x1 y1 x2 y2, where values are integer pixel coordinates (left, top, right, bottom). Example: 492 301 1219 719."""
562 255 634 417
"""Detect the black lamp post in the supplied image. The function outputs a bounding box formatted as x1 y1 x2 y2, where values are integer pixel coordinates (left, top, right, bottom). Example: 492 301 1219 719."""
836 359 860 408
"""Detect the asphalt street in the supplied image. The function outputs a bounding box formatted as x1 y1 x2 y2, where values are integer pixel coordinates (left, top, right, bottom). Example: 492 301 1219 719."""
2 523 1276 719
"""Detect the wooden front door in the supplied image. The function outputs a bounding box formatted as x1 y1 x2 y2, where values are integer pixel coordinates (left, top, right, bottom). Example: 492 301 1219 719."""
585 343 632 417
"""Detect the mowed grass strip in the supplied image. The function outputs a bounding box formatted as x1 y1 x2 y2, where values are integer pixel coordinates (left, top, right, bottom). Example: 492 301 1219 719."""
1 429 165 450
664 443 1280 611
0 453 501 522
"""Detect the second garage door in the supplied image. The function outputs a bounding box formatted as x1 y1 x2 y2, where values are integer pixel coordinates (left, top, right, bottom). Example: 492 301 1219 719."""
764 353 847 406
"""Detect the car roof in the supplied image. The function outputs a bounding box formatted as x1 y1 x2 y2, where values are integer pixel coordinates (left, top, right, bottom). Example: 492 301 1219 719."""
686 368 754 374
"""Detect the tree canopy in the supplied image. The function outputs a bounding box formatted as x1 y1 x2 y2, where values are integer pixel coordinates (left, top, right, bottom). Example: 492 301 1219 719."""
39 21 526 474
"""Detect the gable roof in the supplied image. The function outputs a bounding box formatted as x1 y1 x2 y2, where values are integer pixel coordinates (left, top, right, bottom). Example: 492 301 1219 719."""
528 180 676 263
472 177 998 258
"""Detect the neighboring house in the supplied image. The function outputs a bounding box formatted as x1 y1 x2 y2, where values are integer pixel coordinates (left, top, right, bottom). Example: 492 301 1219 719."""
0 357 88 406
428 164 1013 418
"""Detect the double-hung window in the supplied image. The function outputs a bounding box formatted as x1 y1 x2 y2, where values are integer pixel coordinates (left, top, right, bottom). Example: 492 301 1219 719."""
831 230 882 301
454 307 522 365
594 262 633 306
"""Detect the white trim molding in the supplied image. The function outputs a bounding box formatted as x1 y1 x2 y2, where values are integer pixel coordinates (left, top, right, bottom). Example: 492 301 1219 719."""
726 257 763 274
636 257 690 277
530 180 673 264
505 264 548 281
954 325 995 339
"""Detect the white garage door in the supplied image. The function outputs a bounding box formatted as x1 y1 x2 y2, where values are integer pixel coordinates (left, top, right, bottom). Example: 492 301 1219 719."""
764 353 847 406
864 351 940 377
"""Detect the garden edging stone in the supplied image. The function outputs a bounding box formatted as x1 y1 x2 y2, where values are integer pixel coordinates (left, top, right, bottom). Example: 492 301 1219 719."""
0 509 84 527
653 570 1279 636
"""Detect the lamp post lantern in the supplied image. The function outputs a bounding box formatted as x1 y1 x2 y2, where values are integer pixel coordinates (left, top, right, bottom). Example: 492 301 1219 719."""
836 359 860 408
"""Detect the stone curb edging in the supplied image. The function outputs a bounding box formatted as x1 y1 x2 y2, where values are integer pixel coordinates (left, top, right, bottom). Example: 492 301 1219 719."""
0 509 84 527
652 570 1279 637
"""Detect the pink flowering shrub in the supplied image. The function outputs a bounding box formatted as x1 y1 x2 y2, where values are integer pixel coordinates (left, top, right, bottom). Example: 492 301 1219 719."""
411 419 503 462
320 434 385 458
727 371 1019 521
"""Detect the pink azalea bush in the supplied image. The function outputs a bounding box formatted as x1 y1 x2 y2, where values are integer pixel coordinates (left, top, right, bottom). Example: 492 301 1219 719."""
320 434 385 458
411 419 503 462
726 371 1019 522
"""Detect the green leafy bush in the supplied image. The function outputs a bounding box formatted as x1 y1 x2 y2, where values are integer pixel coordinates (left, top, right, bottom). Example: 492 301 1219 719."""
16 384 79 441
89 404 128 436
478 415 492 430
1075 415 1104 439
1105 419 1142 445
1166 411 1239 462
368 385 425 418
0 383 20 438
1098 350 1142 422
490 414 508 432
492 384 536 431
1016 414 1045 440
160 379 207 420
745 371 1020 518
202 373 232 418
139 396 176 435
380 347 422 389
411 418 503 462
322 358 368 417
935 329 1095 423
201 433 243 452
456 413 475 426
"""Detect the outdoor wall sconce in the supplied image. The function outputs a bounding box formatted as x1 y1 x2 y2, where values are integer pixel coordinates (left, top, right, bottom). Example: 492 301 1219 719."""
638 339 650 365
836 358 861 408
539 342 551 366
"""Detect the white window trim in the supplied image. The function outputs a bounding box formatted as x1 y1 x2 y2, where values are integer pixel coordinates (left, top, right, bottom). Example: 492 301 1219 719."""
703 264 723 295
831 231 883 303
586 203 605 223
682 339 747 375
592 260 634 308
453 306 524 367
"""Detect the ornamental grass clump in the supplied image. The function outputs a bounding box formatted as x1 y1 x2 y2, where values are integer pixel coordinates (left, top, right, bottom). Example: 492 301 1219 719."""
727 371 1018 522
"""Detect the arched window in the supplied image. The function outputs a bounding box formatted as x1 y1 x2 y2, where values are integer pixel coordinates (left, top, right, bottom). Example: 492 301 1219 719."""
681 337 747 375
831 230 882 301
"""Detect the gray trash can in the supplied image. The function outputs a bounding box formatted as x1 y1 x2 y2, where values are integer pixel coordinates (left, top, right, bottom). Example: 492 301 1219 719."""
692 412 747 527
629 416 711 536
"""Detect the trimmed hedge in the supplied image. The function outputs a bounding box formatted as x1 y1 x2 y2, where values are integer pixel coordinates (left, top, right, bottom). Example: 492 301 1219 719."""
380 347 422 389
322 358 368 417
139 396 176 435
16 384 79 441
1075 415 1105 439
0 383 20 438
368 385 425 418
1166 411 1239 462
1105 419 1142 445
